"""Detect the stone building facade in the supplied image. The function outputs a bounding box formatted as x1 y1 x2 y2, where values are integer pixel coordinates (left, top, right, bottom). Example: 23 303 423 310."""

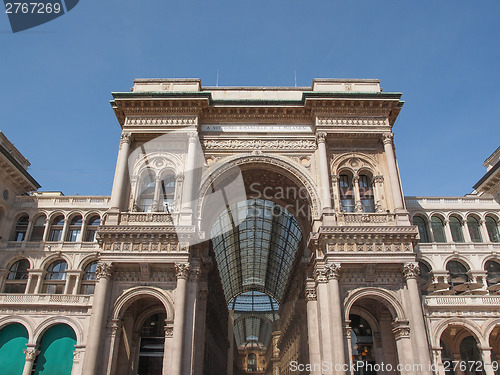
0 79 499 375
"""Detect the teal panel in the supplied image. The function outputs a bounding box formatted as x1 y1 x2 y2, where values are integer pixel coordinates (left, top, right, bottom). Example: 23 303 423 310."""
0 323 29 375
34 324 76 375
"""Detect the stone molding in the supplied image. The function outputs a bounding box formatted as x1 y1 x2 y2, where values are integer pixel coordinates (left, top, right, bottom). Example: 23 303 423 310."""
317 117 387 126
126 116 197 127
201 139 317 150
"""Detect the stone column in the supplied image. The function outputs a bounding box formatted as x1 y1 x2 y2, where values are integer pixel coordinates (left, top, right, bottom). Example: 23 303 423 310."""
427 220 436 243
326 263 346 374
344 322 354 375
431 347 446 375
382 133 404 211
316 132 332 210
22 347 40 375
0 269 8 292
33 270 46 294
171 263 190 375
193 287 208 375
352 176 362 212
107 319 123 375
227 310 235 375
72 345 86 375
452 353 465 375
72 271 84 295
479 219 491 243
443 219 453 243
25 272 34 294
315 265 333 364
392 320 415 375
372 175 384 212
181 133 198 210
403 263 433 375
152 176 162 212
109 133 133 211
480 347 496 375
82 261 113 375
305 284 321 375
163 323 174 375
462 219 472 243
331 175 342 212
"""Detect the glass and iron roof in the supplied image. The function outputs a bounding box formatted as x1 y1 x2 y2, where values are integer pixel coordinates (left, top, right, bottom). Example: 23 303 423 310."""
211 199 302 305
233 313 274 349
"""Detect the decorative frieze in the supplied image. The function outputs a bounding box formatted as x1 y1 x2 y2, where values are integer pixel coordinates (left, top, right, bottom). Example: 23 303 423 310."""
126 116 197 127
317 117 387 126
201 139 317 151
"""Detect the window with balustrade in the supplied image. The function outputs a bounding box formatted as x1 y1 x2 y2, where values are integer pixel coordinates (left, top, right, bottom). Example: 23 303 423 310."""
339 174 355 213
413 216 430 243
43 260 68 294
84 215 100 242
431 216 446 243
4 259 30 293
449 216 464 243
80 261 97 294
359 174 375 213
48 215 65 242
30 215 46 241
66 215 82 242
12 215 29 242
485 216 499 242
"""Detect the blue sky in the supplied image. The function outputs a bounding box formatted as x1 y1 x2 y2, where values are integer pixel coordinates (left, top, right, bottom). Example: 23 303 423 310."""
1 0 499 197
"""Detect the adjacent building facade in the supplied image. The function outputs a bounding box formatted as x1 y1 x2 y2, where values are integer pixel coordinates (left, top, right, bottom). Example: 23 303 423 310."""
0 79 499 375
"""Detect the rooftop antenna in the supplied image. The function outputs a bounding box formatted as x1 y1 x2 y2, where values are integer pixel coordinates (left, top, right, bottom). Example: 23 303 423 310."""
216 69 219 87
294 70 297 87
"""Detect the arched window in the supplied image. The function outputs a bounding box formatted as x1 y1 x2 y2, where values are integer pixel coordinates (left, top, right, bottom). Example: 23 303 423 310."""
485 216 500 243
446 260 469 289
358 174 375 213
48 215 65 242
467 216 482 243
160 174 176 213
339 174 355 213
431 216 446 243
4 259 30 293
247 353 257 372
80 261 97 294
30 215 46 241
485 260 500 288
84 215 100 242
12 215 29 242
418 261 432 295
413 216 430 243
44 260 68 294
449 216 464 243
66 215 82 242
138 174 155 212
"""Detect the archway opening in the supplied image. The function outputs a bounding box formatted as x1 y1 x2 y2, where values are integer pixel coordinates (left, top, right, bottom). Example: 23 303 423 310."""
210 197 304 374
33 323 76 375
114 295 168 375
439 325 484 375
0 323 29 374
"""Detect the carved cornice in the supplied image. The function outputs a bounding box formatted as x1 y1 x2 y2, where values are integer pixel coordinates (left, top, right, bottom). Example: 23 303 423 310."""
402 262 420 280
201 106 311 122
125 116 197 127
317 117 387 127
175 263 191 279
201 139 317 151
96 261 113 280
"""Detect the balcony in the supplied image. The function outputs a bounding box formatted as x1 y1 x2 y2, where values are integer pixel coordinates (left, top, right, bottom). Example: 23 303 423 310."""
335 212 396 225
0 293 93 307
424 295 500 307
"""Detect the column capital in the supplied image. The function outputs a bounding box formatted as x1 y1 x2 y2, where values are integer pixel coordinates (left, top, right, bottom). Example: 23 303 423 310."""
402 262 420 280
187 132 198 143
382 132 394 145
96 261 113 280
316 132 327 144
373 175 384 183
120 132 133 146
175 262 191 279
110 319 123 338
305 286 317 301
314 266 328 284
24 348 40 361
325 263 341 280
164 325 174 338
391 319 411 340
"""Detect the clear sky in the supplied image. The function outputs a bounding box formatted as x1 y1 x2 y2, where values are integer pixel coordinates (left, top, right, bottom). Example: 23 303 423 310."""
1 0 499 197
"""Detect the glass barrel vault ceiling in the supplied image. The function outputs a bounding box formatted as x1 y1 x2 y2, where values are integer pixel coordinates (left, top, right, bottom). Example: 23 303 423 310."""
210 199 302 348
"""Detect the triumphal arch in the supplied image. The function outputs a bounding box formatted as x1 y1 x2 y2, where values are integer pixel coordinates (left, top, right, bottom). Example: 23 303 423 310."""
77 78 430 375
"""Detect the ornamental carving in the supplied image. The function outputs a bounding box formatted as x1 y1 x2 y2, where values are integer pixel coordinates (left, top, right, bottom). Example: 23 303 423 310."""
317 118 387 126
126 116 197 126
175 263 191 279
96 262 113 280
402 262 420 279
164 326 174 338
316 132 326 144
325 263 341 280
24 348 40 361
201 139 317 150
314 267 328 284
120 132 133 146
382 133 394 145
392 321 411 340
305 287 317 301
